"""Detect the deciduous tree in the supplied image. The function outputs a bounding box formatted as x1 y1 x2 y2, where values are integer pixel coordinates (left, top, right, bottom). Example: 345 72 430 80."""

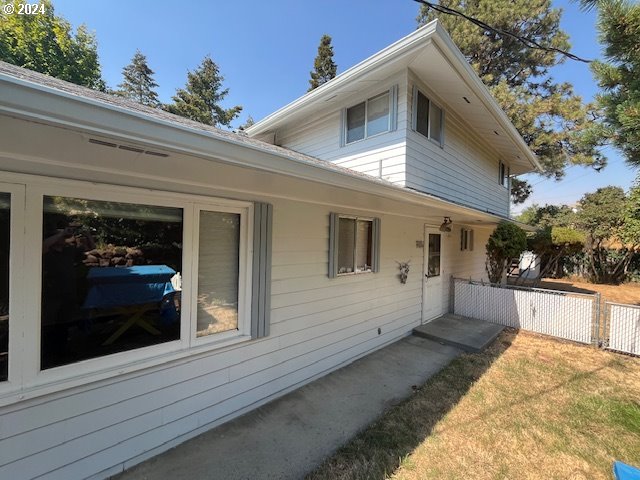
0 0 105 90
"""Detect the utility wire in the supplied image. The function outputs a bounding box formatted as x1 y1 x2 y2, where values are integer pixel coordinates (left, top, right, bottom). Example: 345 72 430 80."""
414 0 593 63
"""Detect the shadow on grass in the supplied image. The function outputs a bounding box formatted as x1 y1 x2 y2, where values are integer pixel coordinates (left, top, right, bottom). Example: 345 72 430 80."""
305 330 517 480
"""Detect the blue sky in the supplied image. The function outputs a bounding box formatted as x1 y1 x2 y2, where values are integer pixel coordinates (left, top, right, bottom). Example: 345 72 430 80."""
51 0 635 213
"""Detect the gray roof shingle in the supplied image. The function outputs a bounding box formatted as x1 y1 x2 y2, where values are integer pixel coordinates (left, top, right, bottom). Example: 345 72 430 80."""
0 60 395 186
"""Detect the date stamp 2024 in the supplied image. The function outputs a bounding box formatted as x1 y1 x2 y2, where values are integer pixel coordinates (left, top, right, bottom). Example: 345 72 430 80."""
2 2 46 15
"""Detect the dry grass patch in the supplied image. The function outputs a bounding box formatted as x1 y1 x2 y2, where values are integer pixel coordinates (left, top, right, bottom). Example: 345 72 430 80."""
307 331 640 480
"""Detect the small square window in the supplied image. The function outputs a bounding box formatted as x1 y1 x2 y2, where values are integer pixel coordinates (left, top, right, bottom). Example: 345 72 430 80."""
330 214 380 277
345 91 392 144
460 228 474 251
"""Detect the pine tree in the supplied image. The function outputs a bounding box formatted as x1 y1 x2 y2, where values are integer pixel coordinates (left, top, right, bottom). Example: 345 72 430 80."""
417 1 606 203
165 55 242 128
584 0 640 168
116 50 160 107
308 34 337 91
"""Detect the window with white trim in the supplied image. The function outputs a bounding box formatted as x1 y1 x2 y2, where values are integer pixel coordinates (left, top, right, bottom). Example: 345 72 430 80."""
344 90 393 144
0 176 271 396
329 214 381 277
413 88 444 146
460 228 474 251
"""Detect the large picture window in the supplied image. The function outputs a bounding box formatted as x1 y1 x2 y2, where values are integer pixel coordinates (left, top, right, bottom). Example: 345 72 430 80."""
41 196 183 369
413 88 444 146
345 91 391 144
0 176 271 399
329 214 381 277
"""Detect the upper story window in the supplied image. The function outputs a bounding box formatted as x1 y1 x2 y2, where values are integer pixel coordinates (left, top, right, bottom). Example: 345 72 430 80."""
413 88 444 146
499 161 510 188
344 88 397 145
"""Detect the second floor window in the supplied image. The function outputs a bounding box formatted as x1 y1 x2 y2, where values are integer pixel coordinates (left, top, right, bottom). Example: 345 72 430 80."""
413 89 444 146
345 91 391 144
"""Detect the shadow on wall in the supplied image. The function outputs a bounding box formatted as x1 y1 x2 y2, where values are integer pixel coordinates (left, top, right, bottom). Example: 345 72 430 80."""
305 330 516 480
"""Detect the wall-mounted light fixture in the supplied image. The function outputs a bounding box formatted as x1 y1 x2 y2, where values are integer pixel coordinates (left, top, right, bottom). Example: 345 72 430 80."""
439 217 453 232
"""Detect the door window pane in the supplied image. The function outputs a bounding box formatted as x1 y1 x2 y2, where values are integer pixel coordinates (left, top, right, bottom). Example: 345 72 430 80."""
416 91 429 137
0 193 9 381
430 102 443 143
338 217 355 274
41 196 183 370
355 220 373 272
197 211 240 337
366 92 390 137
346 102 365 143
427 233 441 277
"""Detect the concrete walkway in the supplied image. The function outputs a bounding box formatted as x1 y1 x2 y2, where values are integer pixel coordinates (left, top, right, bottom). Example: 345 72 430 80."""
413 314 505 352
113 335 462 480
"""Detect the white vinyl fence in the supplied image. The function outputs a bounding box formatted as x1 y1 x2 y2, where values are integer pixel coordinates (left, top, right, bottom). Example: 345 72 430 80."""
453 278 599 344
605 302 640 356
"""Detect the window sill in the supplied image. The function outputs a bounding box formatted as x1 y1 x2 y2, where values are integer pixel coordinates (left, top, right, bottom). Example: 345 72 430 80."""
0 332 255 407
344 129 390 147
336 270 373 277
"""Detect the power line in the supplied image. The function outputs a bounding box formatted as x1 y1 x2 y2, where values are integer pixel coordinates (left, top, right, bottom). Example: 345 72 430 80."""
414 0 593 64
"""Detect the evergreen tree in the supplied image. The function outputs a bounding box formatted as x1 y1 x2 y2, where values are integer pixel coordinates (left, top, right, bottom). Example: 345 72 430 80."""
165 55 242 128
116 50 160 107
0 0 105 90
583 0 640 168
417 1 606 203
308 34 337 91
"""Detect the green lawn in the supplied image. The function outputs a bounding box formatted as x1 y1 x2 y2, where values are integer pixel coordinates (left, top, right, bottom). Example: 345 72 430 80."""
306 330 640 480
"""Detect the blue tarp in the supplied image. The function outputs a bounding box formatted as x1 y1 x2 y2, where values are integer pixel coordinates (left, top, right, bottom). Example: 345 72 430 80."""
614 461 640 480
83 266 176 309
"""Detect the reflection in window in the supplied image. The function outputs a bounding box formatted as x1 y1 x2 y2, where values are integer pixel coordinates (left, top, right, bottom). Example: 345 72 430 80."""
414 89 444 145
367 92 390 137
41 196 183 370
338 217 373 274
427 233 441 277
197 211 240 337
345 91 391 144
0 193 9 381
338 217 356 274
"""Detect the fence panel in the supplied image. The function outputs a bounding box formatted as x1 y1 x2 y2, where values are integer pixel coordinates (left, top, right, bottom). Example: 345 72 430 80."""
606 302 640 356
453 279 597 344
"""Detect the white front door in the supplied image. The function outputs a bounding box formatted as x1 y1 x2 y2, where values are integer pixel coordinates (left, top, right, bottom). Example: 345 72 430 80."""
422 227 444 323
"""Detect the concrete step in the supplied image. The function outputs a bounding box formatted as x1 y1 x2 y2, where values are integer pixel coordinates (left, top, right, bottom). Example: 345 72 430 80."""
413 314 505 353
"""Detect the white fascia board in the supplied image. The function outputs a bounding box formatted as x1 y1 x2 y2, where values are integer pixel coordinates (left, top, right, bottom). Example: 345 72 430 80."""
245 21 439 136
247 20 541 174
0 72 509 224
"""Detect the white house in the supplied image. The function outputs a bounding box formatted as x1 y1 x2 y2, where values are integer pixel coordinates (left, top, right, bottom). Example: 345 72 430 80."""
0 20 539 479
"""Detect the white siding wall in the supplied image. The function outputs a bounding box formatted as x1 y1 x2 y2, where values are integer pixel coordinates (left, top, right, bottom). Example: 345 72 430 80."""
0 196 425 480
271 71 511 217
440 225 493 312
275 72 409 186
406 76 510 217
